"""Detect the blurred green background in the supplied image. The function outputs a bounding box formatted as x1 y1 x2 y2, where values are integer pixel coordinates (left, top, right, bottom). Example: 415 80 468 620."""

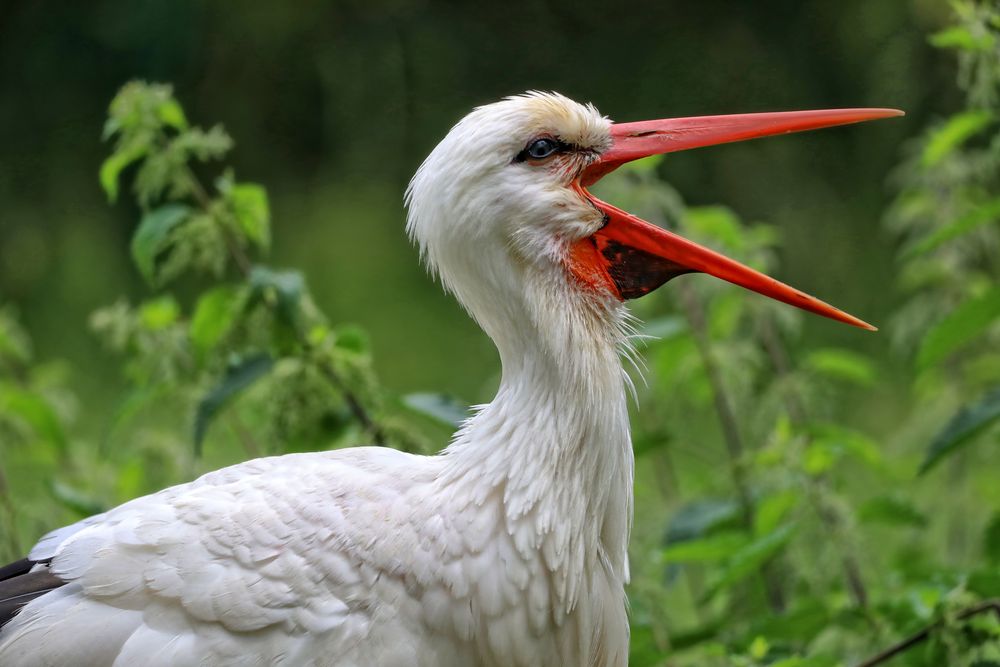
0 0 950 414
6 3 1000 664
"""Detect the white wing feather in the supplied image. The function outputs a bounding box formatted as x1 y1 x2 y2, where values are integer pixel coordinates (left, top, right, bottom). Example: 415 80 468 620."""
0 447 446 666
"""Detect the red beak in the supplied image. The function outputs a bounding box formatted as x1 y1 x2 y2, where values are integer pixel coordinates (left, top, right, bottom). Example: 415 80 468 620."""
573 108 904 330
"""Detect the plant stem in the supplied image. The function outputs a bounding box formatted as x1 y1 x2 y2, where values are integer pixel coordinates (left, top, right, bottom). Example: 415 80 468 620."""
757 315 870 610
312 354 386 445
675 282 787 613
854 600 1000 667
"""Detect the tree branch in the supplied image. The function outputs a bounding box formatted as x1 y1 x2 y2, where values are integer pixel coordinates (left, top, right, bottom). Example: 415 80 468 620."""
854 600 1000 667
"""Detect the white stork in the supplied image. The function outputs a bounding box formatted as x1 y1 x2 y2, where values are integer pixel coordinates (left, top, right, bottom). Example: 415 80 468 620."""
0 93 899 666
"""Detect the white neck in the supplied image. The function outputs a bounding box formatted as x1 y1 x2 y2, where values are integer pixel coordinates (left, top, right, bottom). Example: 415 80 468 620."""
439 285 634 612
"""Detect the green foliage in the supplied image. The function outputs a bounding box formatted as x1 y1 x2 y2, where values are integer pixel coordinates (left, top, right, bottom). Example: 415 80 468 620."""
0 82 456 560
920 386 1000 474
0 4 999 666
611 4 1000 664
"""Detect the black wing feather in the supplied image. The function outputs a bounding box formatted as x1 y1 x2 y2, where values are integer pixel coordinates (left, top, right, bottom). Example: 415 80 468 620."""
0 557 66 628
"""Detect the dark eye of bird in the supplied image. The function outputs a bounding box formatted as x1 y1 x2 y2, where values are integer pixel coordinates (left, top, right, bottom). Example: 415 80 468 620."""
516 137 562 162
528 138 558 159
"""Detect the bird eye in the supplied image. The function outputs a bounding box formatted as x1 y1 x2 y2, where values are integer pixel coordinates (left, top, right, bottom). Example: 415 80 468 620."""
523 138 560 161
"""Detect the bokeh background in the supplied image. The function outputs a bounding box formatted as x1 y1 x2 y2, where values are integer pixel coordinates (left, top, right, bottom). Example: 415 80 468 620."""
6 2 1000 665
1 0 948 412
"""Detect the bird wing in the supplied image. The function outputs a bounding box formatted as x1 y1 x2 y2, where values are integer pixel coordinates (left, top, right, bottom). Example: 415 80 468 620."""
0 447 442 666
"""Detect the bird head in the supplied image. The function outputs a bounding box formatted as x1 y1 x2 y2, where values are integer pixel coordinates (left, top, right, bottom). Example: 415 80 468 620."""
406 92 901 343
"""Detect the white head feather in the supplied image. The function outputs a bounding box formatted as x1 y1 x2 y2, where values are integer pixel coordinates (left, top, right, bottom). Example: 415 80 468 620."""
405 92 625 374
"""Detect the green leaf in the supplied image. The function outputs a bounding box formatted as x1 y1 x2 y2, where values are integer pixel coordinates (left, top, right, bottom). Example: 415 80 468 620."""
0 386 67 451
225 182 271 250
805 347 877 386
808 423 884 470
193 355 274 456
985 512 1000 564
130 204 191 284
920 386 1000 474
333 324 371 355
139 296 180 330
665 499 742 544
921 111 995 167
662 531 749 563
403 393 469 428
665 500 741 543
754 490 800 537
99 144 147 203
902 197 1000 260
48 480 106 517
917 287 1000 369
248 266 306 331
703 524 796 600
157 98 188 130
858 496 928 528
929 25 996 51
190 286 244 354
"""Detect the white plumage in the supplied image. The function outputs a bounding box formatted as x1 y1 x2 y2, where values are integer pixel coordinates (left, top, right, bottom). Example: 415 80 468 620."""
0 91 893 666
0 93 633 667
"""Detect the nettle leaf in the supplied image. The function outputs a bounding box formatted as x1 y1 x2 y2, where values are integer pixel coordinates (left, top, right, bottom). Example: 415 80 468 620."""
985 512 1000 564
156 98 188 131
403 393 470 428
903 197 1000 260
754 489 800 537
220 179 271 250
805 347 877 386
99 144 148 203
131 204 192 284
808 423 883 470
190 285 245 355
921 110 995 167
661 531 749 563
139 296 180 330
917 287 1000 369
194 354 274 456
920 386 1000 475
175 125 232 162
664 499 742 545
703 524 796 600
48 480 106 517
332 324 371 355
929 25 996 52
248 266 306 332
858 496 928 528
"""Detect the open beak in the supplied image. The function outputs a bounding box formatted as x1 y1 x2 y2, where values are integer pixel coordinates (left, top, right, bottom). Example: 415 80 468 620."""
573 108 903 330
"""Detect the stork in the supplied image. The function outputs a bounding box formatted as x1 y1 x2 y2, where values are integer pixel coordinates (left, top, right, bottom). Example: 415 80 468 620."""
0 93 899 666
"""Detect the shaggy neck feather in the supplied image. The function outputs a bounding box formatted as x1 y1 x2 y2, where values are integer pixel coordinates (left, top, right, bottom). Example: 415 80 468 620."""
441 284 634 610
